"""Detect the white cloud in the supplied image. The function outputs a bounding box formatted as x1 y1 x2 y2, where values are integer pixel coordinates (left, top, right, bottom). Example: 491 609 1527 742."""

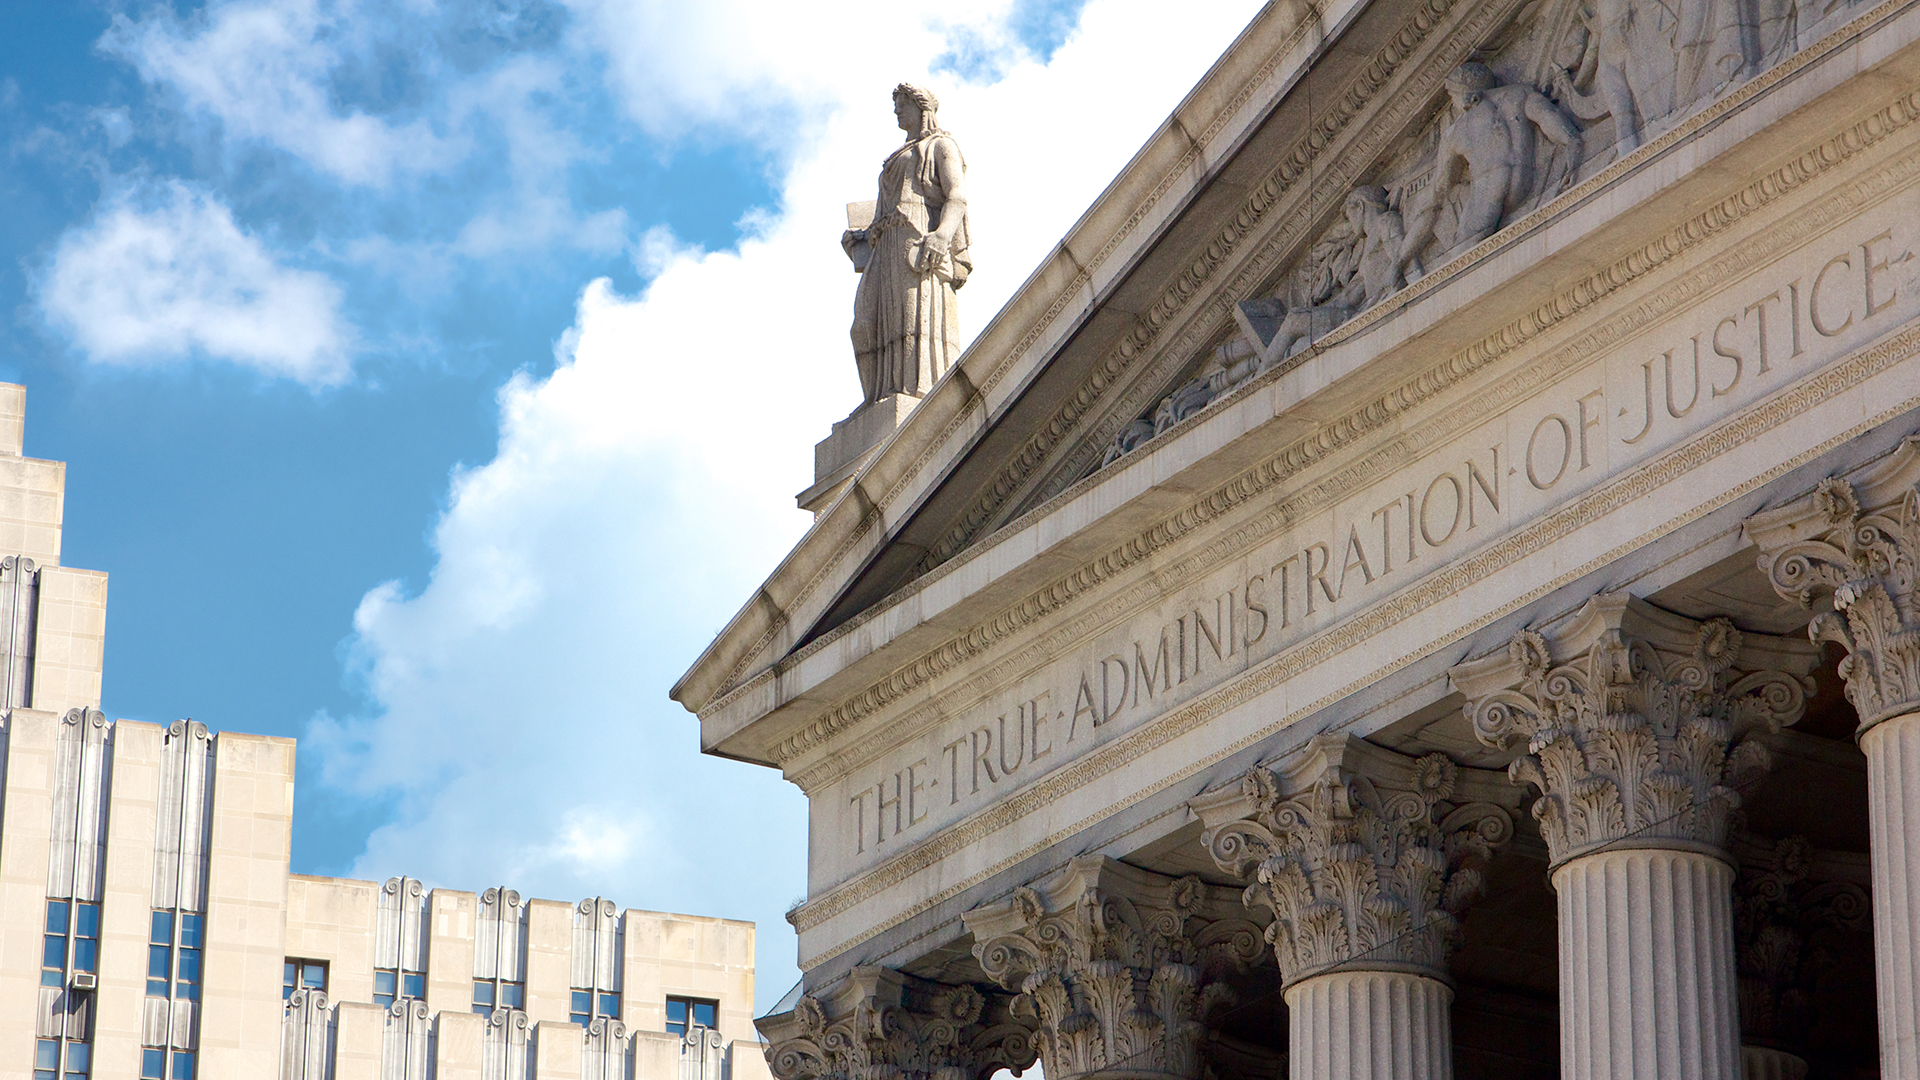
102 0 458 188
312 0 1265 1007
37 180 353 386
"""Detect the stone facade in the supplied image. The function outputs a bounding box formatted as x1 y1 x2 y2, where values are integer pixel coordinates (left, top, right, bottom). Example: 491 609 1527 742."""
679 0 1920 1075
0 387 776 1080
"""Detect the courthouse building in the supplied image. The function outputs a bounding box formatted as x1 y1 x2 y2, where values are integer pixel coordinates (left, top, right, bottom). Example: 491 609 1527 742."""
676 0 1920 1078
0 384 775 1080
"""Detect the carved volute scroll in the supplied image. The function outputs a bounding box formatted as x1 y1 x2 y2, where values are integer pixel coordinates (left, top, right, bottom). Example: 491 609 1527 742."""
961 856 1264 1080
1189 734 1515 988
1451 594 1818 866
760 966 1037 1080
1744 438 1920 733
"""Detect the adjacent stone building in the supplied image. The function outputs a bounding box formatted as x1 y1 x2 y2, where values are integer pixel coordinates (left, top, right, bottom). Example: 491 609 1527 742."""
0 384 776 1080
679 1 1920 1077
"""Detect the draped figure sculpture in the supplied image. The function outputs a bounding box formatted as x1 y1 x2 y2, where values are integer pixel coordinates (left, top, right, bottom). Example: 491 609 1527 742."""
842 83 971 403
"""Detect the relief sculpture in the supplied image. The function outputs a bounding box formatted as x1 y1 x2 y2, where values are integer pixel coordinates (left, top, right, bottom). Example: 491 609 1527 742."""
1099 0 1871 470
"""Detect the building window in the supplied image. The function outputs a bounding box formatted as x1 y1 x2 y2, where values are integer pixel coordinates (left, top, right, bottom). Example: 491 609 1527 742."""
472 977 525 1015
374 968 425 1009
147 911 204 1002
43 899 100 988
570 989 621 1027
139 1049 189 1080
283 959 327 1000
666 997 717 1038
34 1039 88 1080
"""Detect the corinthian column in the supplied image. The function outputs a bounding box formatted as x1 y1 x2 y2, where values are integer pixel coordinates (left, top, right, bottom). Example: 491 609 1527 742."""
962 857 1264 1080
1452 594 1817 1080
1188 734 1516 1080
759 967 1038 1080
1743 438 1920 1077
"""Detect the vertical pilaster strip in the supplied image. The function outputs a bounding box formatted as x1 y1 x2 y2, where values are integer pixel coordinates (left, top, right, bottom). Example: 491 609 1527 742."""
1862 711 1920 1078
1285 971 1453 1080
1553 850 1741 1080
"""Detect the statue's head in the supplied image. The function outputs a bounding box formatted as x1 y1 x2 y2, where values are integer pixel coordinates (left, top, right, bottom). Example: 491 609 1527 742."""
892 83 940 136
1445 63 1497 109
1344 185 1390 225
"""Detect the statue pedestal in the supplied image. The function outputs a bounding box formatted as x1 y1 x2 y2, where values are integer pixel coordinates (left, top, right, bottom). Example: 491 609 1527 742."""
797 393 921 516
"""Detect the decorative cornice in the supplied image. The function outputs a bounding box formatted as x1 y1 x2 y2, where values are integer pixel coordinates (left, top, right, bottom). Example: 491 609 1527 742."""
773 85 1920 778
963 857 1262 1080
760 967 1036 1080
1452 595 1818 866
1191 735 1512 986
1745 437 1920 732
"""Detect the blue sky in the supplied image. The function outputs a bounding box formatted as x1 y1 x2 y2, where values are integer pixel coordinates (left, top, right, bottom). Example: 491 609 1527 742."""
0 0 1263 1007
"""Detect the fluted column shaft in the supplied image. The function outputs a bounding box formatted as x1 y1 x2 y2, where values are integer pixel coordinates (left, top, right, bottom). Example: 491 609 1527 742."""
1862 709 1920 1075
1286 971 1453 1080
1554 849 1742 1080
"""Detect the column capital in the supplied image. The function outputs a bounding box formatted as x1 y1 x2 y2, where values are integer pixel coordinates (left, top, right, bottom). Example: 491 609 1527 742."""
1451 594 1818 866
1734 834 1870 1051
1744 437 1920 733
962 856 1263 1080
1188 733 1516 987
760 967 1038 1080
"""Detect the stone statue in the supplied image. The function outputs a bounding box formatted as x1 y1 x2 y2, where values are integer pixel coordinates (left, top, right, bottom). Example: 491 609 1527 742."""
841 83 971 404
1396 63 1582 280
1246 185 1408 361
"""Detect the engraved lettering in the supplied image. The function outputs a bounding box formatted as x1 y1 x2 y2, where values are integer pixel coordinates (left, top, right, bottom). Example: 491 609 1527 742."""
1337 522 1375 597
1304 542 1335 613
1864 230 1900 317
1134 632 1172 707
1577 390 1604 471
1099 655 1129 724
1467 448 1501 527
1243 573 1269 648
1421 472 1463 547
1621 357 1655 445
1526 414 1572 490
970 728 998 792
1743 291 1781 376
1812 252 1854 336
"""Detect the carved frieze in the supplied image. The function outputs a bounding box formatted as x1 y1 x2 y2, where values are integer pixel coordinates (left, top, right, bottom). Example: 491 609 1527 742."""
1745 438 1920 732
962 857 1262 1080
1189 735 1514 986
762 967 1036 1080
1100 0 1880 472
1452 594 1818 865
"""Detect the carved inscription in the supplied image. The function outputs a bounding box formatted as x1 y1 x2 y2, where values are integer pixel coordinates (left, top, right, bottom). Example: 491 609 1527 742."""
823 204 1920 871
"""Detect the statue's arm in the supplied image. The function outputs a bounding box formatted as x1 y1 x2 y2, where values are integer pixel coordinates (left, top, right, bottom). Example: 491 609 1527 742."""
927 137 969 249
1525 92 1585 192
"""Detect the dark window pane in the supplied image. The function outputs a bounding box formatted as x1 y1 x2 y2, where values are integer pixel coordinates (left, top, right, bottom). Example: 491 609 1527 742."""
302 963 326 990
694 1001 717 1027
142 1048 166 1079
66 1044 89 1070
176 950 201 984
284 961 296 988
667 999 687 1023
40 970 63 988
154 947 174 981
74 904 99 939
179 915 204 949
35 1040 58 1069
571 989 591 1025
179 980 201 1002
374 970 397 996
600 992 619 1018
502 982 525 1008
173 1050 196 1080
375 992 395 1008
403 972 424 998
473 980 495 1007
151 911 173 945
73 939 97 973
33 1072 55 1080
148 978 169 997
45 901 68 935
43 934 66 970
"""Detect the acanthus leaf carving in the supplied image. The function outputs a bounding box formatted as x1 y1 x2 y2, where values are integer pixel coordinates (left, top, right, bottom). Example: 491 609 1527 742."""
761 968 1036 1080
962 857 1262 1080
1451 594 1818 865
1746 440 1920 732
1188 734 1515 987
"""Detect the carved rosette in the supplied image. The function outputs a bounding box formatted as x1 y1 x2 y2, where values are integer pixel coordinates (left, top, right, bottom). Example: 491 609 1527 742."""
1452 594 1817 866
1745 440 1920 733
961 857 1263 1080
760 967 1036 1080
1190 734 1514 987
